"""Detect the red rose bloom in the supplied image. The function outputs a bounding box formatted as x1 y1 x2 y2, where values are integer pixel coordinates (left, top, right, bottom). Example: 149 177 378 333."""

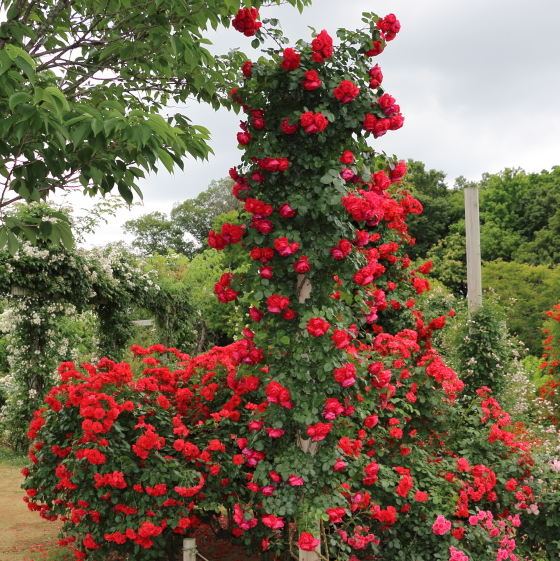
300 111 328 133
237 131 252 145
293 256 311 274
278 203 296 218
281 118 299 134
340 150 355 165
311 30 333 62
302 70 321 90
281 48 301 70
282 309 296 320
242 60 253 77
232 7 262 37
266 294 290 313
369 64 383 88
334 80 360 103
298 533 320 551
307 317 330 337
365 40 384 57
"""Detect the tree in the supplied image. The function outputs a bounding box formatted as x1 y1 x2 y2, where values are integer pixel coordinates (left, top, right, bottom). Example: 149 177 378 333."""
482 260 560 356
171 177 241 247
0 0 310 251
123 211 197 257
123 176 241 256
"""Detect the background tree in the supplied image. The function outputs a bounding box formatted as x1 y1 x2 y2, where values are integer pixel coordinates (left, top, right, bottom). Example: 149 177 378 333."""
0 0 310 251
123 211 197 257
123 176 241 256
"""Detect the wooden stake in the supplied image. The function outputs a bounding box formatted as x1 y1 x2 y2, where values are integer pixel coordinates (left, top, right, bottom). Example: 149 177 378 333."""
464 186 482 313
182 538 197 561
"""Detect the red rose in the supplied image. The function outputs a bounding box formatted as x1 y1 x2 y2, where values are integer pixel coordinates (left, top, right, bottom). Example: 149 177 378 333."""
266 294 290 313
259 266 273 279
334 80 360 103
311 30 333 62
331 329 350 349
415 490 429 502
369 64 383 88
282 309 296 320
281 48 300 70
340 150 355 165
249 307 264 322
233 454 245 465
302 69 321 90
237 131 252 145
274 236 299 256
278 203 296 218
281 118 298 134
232 7 262 37
293 256 311 274
390 160 407 181
307 317 330 337
364 414 378 428
333 363 356 387
365 40 384 57
340 168 354 181
300 111 328 133
298 533 319 552
306 422 332 441
242 60 253 77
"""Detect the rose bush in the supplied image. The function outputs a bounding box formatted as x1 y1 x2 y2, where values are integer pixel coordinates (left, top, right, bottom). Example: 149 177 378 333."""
22 8 560 561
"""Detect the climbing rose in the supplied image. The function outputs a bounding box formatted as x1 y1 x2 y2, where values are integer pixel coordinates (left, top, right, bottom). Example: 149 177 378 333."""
281 118 298 134
365 40 384 57
288 475 304 486
232 7 262 37
307 318 330 337
302 70 321 90
274 237 299 256
334 80 360 103
377 13 401 41
306 422 332 441
311 29 333 62
281 48 300 70
300 111 328 133
369 64 383 88
278 203 296 218
432 515 452 535
340 150 355 165
293 256 311 274
298 533 320 551
266 295 290 313
242 60 253 77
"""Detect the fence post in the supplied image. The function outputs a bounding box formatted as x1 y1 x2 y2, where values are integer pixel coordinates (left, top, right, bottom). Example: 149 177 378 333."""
464 186 483 313
183 538 197 561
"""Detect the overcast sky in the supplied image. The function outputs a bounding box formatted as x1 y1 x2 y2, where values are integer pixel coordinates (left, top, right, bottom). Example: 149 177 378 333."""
55 0 560 247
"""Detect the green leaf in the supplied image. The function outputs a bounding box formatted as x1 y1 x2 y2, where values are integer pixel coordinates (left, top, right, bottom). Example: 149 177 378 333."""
44 87 70 111
7 231 20 255
157 148 175 173
0 49 14 77
9 92 32 110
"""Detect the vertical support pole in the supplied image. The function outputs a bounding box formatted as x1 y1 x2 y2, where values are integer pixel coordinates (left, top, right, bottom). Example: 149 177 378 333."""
295 274 321 561
183 538 197 561
464 187 483 313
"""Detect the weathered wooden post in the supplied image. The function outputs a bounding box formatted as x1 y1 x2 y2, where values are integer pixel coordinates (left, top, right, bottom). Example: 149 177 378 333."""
464 186 483 313
182 538 197 561
295 275 322 561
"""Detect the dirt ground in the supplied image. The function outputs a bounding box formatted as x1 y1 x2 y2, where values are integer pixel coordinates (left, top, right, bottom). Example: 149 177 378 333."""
0 466 258 561
0 467 61 561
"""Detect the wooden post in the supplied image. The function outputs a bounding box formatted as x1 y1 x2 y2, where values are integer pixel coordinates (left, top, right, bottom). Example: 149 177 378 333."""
182 538 197 561
464 187 482 313
294 275 321 561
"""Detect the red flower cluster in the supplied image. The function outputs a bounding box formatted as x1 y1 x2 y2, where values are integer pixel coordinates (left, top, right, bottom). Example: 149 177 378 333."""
281 48 301 70
214 273 238 303
334 80 360 103
307 317 331 337
300 111 328 133
302 70 322 90
232 7 262 37
376 13 401 42
208 222 244 250
311 30 333 62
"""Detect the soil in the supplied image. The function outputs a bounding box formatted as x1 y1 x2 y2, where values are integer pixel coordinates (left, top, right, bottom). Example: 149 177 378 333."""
0 466 259 561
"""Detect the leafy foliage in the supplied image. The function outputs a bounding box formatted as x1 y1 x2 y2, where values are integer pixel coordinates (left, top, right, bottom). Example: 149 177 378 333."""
0 0 310 251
